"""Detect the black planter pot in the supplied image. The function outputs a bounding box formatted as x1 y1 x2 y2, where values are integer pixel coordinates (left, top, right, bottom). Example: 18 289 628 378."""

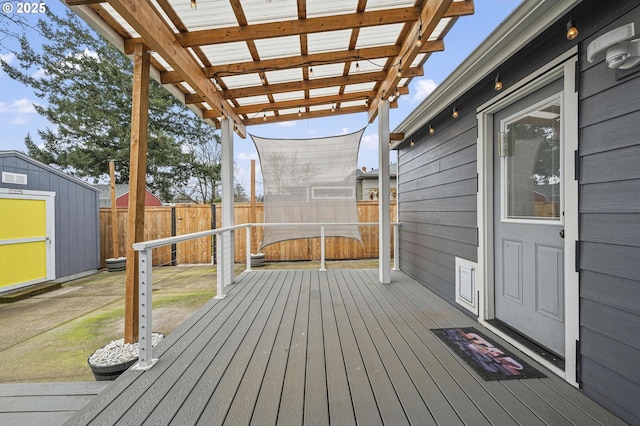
88 357 137 381
105 257 127 272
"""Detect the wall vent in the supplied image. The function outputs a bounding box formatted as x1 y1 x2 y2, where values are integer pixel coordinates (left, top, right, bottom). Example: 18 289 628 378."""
2 171 28 185
455 257 478 316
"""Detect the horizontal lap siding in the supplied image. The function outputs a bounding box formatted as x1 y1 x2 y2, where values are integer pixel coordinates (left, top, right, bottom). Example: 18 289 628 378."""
578 3 640 423
398 112 477 304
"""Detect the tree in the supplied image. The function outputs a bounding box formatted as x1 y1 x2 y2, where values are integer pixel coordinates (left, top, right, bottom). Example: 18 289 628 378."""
0 9 221 202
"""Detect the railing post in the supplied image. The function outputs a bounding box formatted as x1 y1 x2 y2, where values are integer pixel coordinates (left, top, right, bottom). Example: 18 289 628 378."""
393 223 400 271
245 224 252 272
320 225 326 271
133 248 157 370
215 233 226 299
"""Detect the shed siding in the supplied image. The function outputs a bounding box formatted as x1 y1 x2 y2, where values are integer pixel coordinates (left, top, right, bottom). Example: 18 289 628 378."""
0 154 100 281
578 4 640 422
397 0 640 422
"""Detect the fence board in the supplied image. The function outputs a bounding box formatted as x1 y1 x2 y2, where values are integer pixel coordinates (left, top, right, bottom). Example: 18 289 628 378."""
99 202 395 266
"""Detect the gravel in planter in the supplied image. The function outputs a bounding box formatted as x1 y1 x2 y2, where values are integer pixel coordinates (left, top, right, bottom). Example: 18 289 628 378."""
89 332 164 367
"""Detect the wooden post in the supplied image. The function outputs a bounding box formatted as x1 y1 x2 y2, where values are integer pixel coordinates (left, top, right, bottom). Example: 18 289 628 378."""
109 161 119 259
250 159 257 254
124 43 150 344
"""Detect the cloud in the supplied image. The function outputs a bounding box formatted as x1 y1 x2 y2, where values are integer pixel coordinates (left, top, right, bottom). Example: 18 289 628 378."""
276 121 296 127
11 116 29 125
361 134 379 151
341 127 350 134
31 68 47 79
0 52 15 65
0 98 38 114
237 152 259 161
411 78 438 103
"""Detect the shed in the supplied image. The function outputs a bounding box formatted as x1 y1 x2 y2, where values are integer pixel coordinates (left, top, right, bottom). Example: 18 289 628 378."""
0 151 100 294
392 0 640 423
356 163 398 201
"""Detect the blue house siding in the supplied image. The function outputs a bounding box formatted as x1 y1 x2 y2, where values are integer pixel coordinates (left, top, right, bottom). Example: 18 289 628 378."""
0 151 100 281
578 4 640 422
396 0 640 422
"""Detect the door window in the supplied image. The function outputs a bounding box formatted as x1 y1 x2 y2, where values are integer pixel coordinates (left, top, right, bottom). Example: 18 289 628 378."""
502 97 561 222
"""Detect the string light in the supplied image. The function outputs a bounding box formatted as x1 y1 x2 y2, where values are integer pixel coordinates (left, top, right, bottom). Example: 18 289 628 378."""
331 103 336 112
355 62 360 72
494 71 503 91
566 19 578 40
452 107 459 119
309 67 314 77
298 107 302 118
190 0 196 10
416 23 423 48
410 139 415 147
395 87 400 97
429 124 435 135
263 112 267 121
396 59 402 78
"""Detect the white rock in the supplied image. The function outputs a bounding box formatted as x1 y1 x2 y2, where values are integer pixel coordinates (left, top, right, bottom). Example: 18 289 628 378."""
89 333 164 366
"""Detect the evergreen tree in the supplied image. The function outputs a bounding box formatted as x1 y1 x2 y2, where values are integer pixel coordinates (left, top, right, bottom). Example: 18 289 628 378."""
1 9 221 202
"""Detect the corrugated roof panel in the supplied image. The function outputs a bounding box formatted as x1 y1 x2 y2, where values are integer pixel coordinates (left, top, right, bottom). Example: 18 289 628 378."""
152 53 174 72
429 18 452 41
235 95 271 106
243 0 298 24
356 23 405 48
253 35 300 60
309 63 346 80
149 0 179 32
169 0 238 30
343 82 377 93
307 30 352 55
309 87 340 97
272 91 306 102
364 0 415 11
306 0 358 18
101 4 139 37
339 100 366 108
221 73 263 89
180 82 196 94
349 60 378 74
411 53 427 68
309 104 334 112
199 43 253 66
278 108 300 116
265 68 303 84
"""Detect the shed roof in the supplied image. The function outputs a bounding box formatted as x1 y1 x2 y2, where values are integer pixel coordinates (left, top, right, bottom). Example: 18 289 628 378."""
0 150 99 192
66 0 474 137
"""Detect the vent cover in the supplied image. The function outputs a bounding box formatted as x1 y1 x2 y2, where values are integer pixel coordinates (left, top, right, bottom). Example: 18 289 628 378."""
2 171 28 185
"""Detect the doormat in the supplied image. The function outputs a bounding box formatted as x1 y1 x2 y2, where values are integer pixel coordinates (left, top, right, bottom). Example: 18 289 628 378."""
432 327 546 380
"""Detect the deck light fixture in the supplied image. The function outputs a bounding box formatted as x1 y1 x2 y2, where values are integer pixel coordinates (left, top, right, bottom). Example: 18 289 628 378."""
494 71 503 91
452 106 459 118
566 19 579 40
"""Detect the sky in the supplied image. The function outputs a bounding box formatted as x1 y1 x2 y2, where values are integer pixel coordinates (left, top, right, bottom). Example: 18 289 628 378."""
0 0 521 194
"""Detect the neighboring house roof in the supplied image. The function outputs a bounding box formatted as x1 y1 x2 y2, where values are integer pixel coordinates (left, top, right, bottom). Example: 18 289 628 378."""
93 184 162 207
357 163 398 180
0 150 99 192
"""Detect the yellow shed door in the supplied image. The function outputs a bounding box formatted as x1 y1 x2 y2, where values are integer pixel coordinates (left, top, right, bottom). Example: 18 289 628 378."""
0 191 55 290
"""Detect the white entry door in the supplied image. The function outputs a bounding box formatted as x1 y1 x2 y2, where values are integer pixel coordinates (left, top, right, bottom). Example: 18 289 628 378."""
493 79 565 357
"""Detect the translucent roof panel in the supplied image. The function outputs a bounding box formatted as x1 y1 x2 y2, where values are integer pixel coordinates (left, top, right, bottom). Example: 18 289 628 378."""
235 95 271 106
152 53 173 72
340 100 367 109
429 18 452 41
309 63 346 80
364 0 415 11
199 43 254 66
356 24 406 48
221 73 263 89
265 69 303 85
101 4 139 37
343 82 377 93
305 0 358 18
253 36 301 60
309 87 340 97
170 0 238 29
243 0 299 24
272 91 306 102
307 30 353 55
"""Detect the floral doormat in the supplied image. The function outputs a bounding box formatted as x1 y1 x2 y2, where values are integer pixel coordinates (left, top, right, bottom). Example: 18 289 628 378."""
432 327 546 380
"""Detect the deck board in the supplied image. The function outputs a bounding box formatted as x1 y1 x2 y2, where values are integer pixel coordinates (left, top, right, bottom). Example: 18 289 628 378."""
64 270 626 426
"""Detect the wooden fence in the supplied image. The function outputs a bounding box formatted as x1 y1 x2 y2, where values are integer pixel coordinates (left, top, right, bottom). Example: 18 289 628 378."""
100 202 396 268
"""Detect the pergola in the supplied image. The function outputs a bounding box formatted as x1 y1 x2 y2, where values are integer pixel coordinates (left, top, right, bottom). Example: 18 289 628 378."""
64 0 474 342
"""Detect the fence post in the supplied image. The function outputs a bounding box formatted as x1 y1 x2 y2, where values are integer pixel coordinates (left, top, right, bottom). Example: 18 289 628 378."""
215 233 226 299
319 225 326 271
133 248 157 370
393 223 400 271
245 224 252 272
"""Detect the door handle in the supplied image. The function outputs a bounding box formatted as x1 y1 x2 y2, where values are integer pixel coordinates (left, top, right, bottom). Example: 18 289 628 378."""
559 229 565 239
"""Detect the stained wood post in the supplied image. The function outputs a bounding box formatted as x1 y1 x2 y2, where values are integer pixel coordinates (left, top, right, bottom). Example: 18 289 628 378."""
124 43 150 344
109 161 119 258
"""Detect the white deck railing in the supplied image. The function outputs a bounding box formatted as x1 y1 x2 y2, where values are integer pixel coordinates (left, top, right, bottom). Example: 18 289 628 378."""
132 221 400 370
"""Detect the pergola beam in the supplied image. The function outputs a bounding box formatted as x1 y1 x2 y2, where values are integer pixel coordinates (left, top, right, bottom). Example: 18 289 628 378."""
107 0 246 137
368 0 459 122
158 40 444 84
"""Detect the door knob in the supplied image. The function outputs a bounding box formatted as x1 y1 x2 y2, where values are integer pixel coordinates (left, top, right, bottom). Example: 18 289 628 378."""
559 229 565 239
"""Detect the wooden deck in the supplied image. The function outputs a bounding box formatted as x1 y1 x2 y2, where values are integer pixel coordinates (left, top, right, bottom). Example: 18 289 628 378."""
65 270 623 425
0 382 109 426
